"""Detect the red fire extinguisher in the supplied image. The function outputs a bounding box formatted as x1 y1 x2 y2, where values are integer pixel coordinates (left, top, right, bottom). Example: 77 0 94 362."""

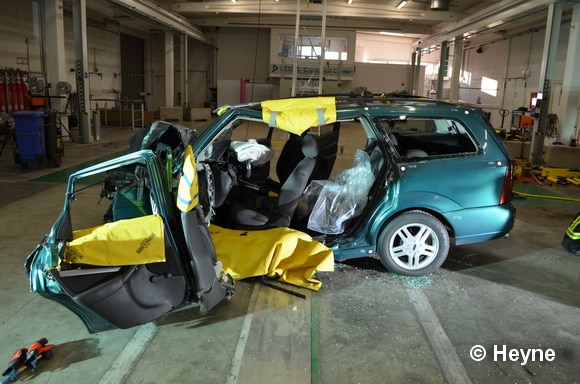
8 70 18 113
20 72 30 110
16 72 25 111
0 77 6 114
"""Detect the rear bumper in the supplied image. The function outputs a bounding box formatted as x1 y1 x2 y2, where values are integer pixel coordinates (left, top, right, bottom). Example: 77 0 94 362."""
446 203 516 245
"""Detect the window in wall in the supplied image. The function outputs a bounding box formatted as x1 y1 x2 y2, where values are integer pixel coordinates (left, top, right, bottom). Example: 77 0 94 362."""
481 76 498 97
278 35 348 60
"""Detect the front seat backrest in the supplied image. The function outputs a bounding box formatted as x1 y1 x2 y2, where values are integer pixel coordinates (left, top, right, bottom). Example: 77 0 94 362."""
276 122 340 185
230 134 319 228
312 124 340 181
276 133 303 185
275 134 319 225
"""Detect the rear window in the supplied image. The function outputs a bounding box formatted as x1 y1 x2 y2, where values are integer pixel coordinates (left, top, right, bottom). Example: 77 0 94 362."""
378 117 479 158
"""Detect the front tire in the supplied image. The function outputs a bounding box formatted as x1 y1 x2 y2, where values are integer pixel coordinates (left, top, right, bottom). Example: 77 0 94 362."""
378 210 449 276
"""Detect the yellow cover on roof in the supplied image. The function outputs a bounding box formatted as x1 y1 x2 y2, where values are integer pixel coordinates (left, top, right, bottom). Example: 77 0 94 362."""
262 97 337 135
210 225 334 291
63 215 165 266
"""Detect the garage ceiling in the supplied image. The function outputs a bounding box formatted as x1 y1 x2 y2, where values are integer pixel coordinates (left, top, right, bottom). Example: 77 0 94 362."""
166 0 487 34
88 0 575 48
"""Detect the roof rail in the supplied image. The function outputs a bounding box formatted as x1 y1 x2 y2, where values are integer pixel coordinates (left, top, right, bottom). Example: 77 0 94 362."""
214 93 465 114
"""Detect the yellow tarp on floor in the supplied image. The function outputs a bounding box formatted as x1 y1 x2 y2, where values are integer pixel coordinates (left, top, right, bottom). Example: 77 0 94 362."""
210 225 334 291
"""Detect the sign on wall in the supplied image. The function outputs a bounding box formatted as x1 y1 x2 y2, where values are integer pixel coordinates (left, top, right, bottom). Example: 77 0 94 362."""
270 63 355 80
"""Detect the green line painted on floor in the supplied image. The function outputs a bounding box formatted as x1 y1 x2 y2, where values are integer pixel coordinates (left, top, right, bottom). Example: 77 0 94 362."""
513 182 580 208
513 181 562 196
32 149 129 183
311 291 320 384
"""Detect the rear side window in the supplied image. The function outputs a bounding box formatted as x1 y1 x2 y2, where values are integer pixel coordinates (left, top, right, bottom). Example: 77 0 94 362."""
378 118 479 158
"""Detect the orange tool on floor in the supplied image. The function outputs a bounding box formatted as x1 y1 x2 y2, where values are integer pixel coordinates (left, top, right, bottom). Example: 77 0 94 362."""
1 338 54 383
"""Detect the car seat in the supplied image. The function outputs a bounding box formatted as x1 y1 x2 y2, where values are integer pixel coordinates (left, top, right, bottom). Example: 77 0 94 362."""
231 134 319 227
366 138 385 174
405 148 429 158
388 132 428 158
276 122 340 185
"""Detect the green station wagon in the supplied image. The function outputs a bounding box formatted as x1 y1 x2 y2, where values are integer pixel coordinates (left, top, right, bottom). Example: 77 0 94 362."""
26 96 515 332
192 95 515 276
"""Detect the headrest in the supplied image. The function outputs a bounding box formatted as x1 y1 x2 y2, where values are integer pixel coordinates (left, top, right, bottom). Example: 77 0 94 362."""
406 148 428 158
301 134 319 158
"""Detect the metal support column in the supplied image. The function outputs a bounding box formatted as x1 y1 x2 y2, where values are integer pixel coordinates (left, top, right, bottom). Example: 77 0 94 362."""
73 0 91 143
412 49 422 96
436 41 447 99
291 0 301 97
181 34 189 107
165 32 175 107
318 0 327 94
560 2 580 145
44 0 70 140
531 1 563 165
449 38 464 101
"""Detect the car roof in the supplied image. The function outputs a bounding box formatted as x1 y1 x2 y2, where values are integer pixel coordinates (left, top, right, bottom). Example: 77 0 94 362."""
219 94 482 116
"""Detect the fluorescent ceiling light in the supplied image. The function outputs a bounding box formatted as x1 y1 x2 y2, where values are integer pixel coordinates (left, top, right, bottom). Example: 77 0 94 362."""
397 1 408 9
347 0 353 4
380 31 405 37
486 20 505 29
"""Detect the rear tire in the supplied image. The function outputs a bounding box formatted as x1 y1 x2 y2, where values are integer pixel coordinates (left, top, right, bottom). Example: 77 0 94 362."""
377 210 449 276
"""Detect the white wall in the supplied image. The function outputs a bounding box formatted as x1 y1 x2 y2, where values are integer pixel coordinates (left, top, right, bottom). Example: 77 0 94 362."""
0 1 575 137
217 27 271 82
214 27 271 105
349 63 422 96
0 2 132 113
0 2 40 72
423 28 572 136
355 33 415 64
148 32 167 111
269 28 357 81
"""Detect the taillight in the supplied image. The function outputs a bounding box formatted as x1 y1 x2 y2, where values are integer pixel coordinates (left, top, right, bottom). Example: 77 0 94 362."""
499 160 513 204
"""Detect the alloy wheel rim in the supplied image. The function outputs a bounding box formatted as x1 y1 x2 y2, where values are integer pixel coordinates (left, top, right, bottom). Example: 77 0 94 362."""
389 223 439 270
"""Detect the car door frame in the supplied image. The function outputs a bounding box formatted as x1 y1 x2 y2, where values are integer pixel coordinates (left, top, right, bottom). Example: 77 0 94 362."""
26 150 198 332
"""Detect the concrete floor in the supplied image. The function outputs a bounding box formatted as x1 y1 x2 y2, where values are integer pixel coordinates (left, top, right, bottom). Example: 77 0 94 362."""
1 123 579 384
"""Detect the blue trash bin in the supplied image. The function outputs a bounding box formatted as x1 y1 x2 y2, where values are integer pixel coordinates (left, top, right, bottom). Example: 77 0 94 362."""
13 110 47 164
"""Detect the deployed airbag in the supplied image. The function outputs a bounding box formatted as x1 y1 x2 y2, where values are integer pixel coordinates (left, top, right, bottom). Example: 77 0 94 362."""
301 149 375 234
230 139 274 165
261 97 337 135
209 225 334 291
63 215 165 266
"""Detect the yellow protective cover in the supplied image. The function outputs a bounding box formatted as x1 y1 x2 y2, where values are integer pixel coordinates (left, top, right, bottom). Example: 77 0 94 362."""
261 97 337 135
177 145 199 213
64 214 166 266
209 225 334 291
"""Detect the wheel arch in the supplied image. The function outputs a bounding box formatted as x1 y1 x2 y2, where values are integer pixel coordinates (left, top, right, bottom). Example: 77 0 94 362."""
370 207 455 251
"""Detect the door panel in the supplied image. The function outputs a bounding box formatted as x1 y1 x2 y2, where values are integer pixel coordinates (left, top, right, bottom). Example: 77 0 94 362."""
53 264 186 329
46 152 190 329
